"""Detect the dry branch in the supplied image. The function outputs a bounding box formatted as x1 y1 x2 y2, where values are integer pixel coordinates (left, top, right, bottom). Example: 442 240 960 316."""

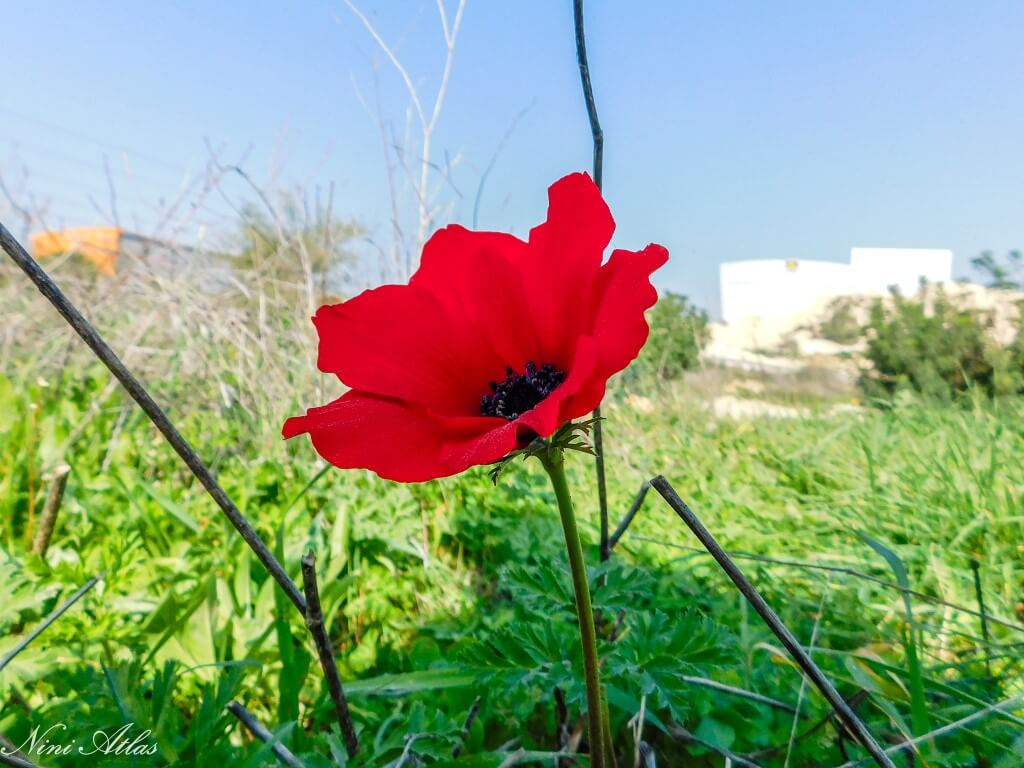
344 0 467 268
0 574 102 674
300 551 359 758
680 675 800 715
0 749 38 768
30 463 71 557
651 476 897 768
608 481 650 550
669 724 763 768
226 701 305 768
452 696 481 758
834 694 1024 768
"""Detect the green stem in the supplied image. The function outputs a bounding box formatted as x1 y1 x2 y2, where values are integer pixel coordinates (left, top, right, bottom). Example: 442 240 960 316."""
540 448 605 768
600 692 617 768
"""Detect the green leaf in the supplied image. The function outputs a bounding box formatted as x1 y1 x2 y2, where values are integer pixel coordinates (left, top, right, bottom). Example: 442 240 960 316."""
694 715 736 751
136 477 202 534
343 668 479 696
858 532 932 743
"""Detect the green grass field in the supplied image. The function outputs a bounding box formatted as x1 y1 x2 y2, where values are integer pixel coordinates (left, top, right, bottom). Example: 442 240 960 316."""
2 270 1023 766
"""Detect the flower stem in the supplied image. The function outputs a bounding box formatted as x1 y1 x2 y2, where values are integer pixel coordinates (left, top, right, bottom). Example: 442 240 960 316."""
600 692 618 768
540 448 606 768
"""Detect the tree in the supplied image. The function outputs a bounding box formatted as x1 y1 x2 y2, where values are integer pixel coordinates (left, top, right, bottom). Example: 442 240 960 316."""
231 192 361 299
636 292 710 379
861 286 998 399
970 250 1022 290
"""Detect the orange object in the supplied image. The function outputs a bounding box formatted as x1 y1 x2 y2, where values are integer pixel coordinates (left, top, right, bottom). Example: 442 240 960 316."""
31 226 122 276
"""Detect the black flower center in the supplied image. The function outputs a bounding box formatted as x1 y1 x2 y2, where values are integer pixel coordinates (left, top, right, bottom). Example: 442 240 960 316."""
480 361 566 420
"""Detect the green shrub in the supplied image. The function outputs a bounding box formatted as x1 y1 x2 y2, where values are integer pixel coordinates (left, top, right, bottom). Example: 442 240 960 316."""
1006 302 1024 391
860 285 1007 400
635 292 709 379
817 297 862 344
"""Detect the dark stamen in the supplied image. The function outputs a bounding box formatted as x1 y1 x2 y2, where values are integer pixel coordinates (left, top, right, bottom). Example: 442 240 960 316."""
480 360 566 420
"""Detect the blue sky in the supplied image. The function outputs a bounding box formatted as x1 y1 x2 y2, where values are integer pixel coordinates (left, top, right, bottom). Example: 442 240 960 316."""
2 1 1023 315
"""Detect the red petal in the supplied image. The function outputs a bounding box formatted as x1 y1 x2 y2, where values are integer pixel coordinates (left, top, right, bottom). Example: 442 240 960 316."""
529 172 613 277
313 284 502 413
410 226 542 377
517 335 600 436
587 244 669 378
522 172 615 365
409 174 616 375
283 391 518 482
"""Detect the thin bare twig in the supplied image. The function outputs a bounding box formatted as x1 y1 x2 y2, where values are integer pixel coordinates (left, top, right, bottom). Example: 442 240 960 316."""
452 696 481 758
572 0 610 565
669 724 763 768
300 551 359 758
0 749 38 768
103 154 121 227
785 581 830 767
680 675 800 715
627 695 646 768
651 476 896 768
834 694 1024 768
30 464 71 557
386 734 423 768
216 163 316 320
345 0 467 264
226 701 305 768
498 748 528 768
0 170 33 242
471 101 535 229
592 411 608 569
0 735 27 764
0 221 307 615
344 1 426 129
573 0 603 190
0 574 102 674
748 702 853 762
608 481 650 550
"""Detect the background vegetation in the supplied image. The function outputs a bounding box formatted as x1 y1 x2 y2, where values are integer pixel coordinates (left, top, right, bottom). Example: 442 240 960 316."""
632 292 709 382
2 246 1023 767
809 282 1024 402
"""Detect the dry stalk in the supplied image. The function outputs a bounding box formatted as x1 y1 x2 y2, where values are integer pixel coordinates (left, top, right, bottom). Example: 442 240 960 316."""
30 463 70 557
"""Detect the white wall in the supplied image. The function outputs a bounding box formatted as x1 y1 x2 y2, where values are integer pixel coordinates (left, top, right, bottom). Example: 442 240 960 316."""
849 248 953 295
720 260 849 324
719 248 954 324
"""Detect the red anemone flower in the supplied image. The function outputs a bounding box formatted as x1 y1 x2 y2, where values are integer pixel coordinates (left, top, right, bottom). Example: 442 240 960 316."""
283 172 668 482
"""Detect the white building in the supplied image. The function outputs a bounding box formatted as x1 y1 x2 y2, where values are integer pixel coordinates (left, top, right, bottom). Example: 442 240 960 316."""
719 248 953 324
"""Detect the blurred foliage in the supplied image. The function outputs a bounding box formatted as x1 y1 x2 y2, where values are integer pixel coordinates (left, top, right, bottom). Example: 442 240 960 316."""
634 292 709 379
971 249 1023 290
229 193 361 296
860 284 1023 400
1013 314 1024 378
817 297 861 344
